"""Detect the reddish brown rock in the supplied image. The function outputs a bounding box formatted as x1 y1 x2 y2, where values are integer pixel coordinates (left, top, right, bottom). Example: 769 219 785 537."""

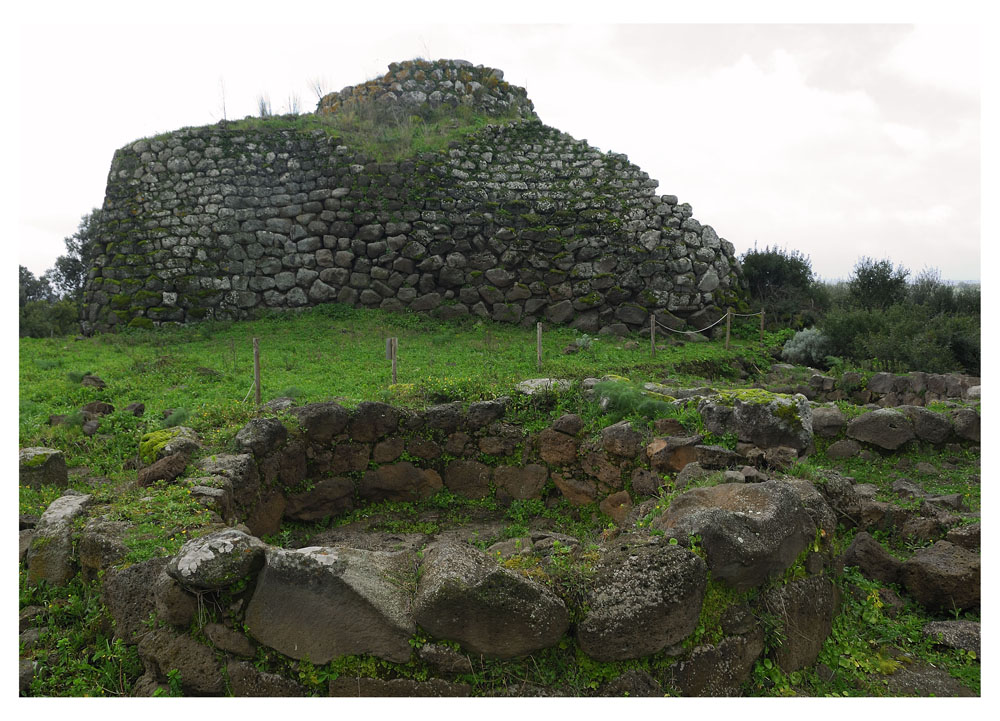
599 491 633 524
552 472 597 506
654 418 686 435
494 464 548 501
329 442 371 473
81 401 115 417
137 453 188 486
360 462 443 502
600 421 644 457
284 477 354 521
647 436 702 473
373 437 405 463
408 437 442 460
443 460 492 499
538 428 579 465
580 446 623 488
348 401 401 442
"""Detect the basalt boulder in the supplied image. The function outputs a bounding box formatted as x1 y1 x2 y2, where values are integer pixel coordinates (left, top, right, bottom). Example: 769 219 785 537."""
165 529 267 590
26 491 93 586
414 540 569 659
652 481 815 590
846 409 915 451
245 545 417 664
900 541 980 612
19 447 68 489
577 538 707 661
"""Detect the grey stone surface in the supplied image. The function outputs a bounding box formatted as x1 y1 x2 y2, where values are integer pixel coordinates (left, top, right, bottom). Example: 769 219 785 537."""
577 539 707 661
901 541 980 612
653 481 816 590
19 447 68 489
245 545 416 664
922 620 980 657
846 408 916 450
414 540 569 659
82 61 743 336
759 576 835 672
26 491 93 586
138 627 224 695
165 528 267 590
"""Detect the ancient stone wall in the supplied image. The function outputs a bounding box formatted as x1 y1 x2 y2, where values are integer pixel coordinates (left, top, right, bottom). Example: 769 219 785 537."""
82 59 744 333
316 58 534 117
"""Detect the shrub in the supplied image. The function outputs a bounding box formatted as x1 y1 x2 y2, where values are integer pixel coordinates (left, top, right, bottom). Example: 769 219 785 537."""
848 257 909 310
163 408 190 428
819 304 980 375
592 380 673 423
19 299 79 338
740 245 824 329
780 328 832 367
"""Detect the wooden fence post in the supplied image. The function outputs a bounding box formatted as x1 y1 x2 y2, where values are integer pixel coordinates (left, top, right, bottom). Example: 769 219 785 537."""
536 323 542 372
386 338 398 385
650 313 656 357
725 309 732 350
252 337 261 406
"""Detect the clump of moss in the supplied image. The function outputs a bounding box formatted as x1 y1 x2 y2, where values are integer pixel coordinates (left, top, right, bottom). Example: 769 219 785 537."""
139 427 187 465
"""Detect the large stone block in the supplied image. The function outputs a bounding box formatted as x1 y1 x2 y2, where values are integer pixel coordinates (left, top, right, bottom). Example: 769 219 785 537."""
653 481 816 590
245 546 416 663
19 447 68 489
577 539 707 660
414 541 569 659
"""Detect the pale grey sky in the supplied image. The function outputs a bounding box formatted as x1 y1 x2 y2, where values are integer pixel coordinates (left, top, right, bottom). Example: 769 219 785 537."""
13 5 986 283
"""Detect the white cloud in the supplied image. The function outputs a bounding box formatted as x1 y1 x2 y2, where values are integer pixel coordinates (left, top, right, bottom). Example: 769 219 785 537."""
881 24 980 97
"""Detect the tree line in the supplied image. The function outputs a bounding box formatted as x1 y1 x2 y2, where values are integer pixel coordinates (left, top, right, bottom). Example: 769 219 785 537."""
19 210 101 337
740 245 980 376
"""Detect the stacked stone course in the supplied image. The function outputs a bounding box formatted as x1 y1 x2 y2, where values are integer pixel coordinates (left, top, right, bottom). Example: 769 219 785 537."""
82 59 744 333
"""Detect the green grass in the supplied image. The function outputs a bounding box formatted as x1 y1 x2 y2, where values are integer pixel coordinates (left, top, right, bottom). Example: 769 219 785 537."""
745 566 980 697
19 572 143 696
19 303 774 488
223 102 527 163
18 305 980 697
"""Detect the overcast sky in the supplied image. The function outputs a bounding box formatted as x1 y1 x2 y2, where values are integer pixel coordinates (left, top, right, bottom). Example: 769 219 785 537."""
13 5 986 283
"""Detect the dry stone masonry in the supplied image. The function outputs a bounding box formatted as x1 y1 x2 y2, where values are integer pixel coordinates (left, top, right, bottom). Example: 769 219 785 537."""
19 380 981 696
82 58 744 333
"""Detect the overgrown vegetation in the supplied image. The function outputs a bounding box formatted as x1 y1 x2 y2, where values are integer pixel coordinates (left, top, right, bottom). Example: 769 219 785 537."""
741 248 980 376
227 100 525 164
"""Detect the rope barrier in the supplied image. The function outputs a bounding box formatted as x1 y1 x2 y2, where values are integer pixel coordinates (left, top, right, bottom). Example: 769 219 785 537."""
241 382 255 403
655 313 728 335
652 309 763 336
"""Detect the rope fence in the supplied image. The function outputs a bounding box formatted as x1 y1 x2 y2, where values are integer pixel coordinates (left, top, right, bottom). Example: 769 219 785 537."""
650 308 767 355
244 309 771 402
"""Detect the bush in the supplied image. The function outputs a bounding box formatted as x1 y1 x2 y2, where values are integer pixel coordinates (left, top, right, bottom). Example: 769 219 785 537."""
848 257 909 310
19 299 79 338
780 328 832 367
819 304 979 375
740 245 824 329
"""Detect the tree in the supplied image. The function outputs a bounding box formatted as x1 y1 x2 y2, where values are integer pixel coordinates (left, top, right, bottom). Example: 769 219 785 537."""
48 209 102 305
739 244 822 328
848 256 909 310
19 265 55 306
741 245 814 306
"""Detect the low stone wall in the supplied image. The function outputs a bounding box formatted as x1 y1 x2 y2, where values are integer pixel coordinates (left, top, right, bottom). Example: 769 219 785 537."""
782 369 979 407
22 389 981 696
